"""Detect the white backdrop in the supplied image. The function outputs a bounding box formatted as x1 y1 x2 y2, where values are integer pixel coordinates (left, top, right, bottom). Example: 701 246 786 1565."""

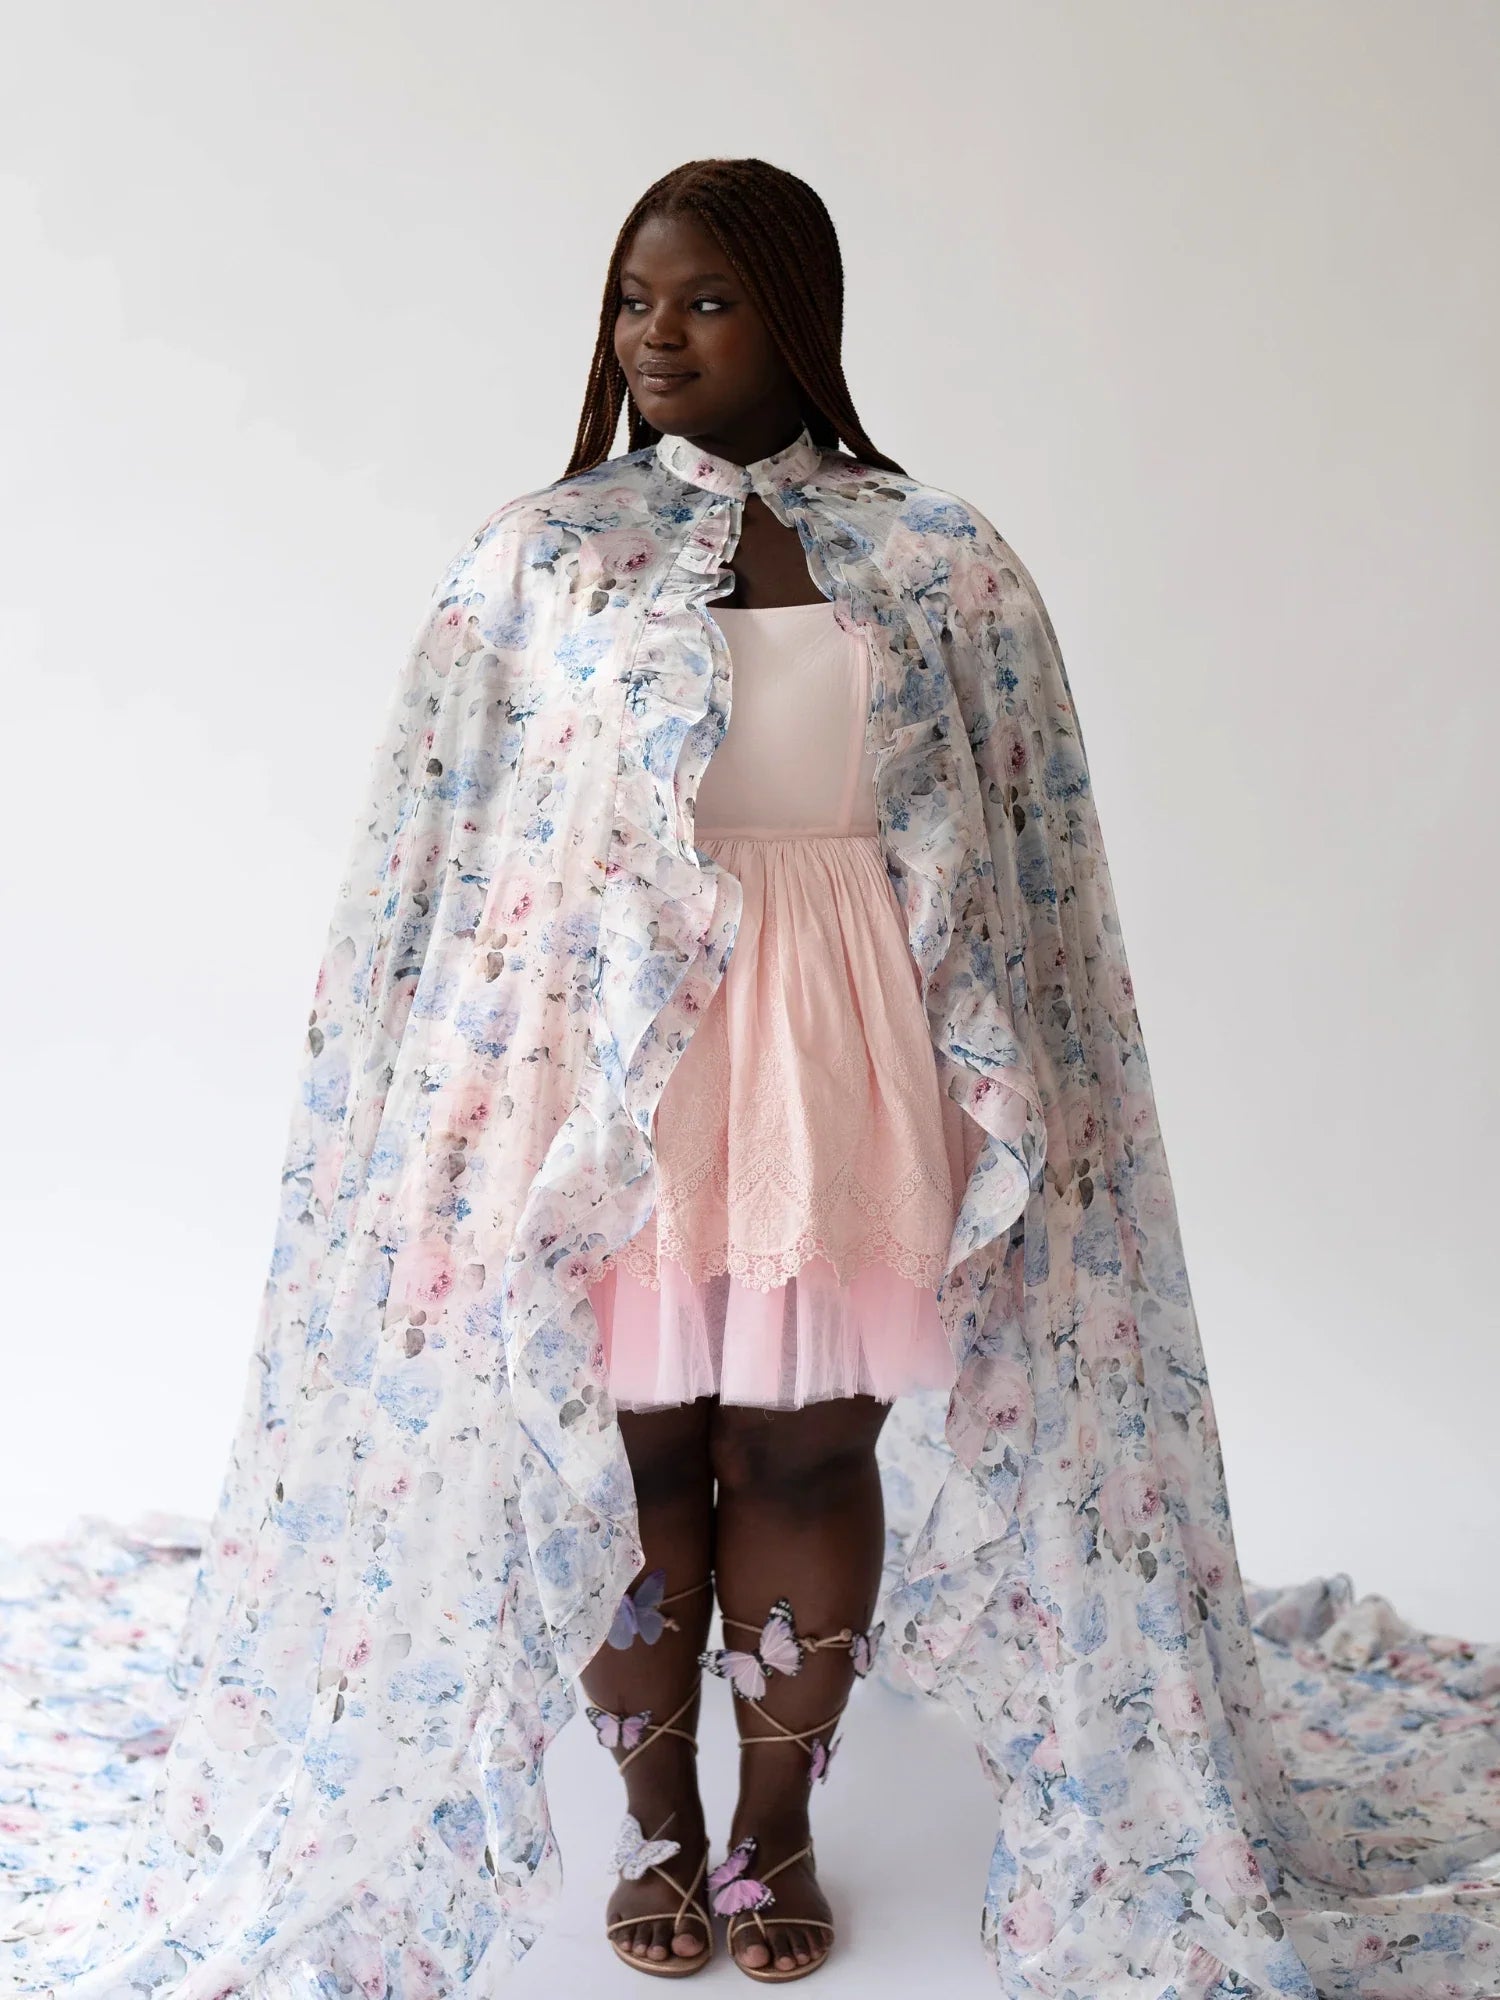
2 0 1496 1658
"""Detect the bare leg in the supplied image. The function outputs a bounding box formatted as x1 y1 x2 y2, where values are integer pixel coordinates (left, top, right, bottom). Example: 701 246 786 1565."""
578 1397 716 1964
708 1394 891 1976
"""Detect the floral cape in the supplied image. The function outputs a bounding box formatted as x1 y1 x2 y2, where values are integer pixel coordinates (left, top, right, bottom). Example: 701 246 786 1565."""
4 424 1498 1998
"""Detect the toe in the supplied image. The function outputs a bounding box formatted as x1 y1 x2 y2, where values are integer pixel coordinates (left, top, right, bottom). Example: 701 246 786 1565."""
736 1932 771 1970
646 1921 672 1960
671 1923 705 1958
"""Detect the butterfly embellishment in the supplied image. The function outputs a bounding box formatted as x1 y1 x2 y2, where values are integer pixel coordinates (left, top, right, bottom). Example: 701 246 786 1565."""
607 1567 679 1650
586 1704 652 1752
850 1620 884 1677
708 1835 775 1916
611 1812 681 1882
699 1597 804 1701
809 1731 841 1785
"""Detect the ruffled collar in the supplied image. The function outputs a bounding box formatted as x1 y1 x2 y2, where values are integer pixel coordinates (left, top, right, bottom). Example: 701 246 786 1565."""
653 422 823 504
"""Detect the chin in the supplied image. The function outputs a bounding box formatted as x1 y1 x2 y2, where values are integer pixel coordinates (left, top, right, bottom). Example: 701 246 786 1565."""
635 388 712 425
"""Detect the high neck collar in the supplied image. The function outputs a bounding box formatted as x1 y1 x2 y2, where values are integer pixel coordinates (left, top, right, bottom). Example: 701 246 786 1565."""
653 423 823 505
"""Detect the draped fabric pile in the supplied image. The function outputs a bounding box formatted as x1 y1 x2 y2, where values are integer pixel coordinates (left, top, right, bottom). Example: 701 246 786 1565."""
3 424 1497 1997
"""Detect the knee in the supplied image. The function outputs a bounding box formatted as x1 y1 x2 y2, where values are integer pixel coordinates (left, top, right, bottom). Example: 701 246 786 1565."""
709 1407 881 1508
621 1403 713 1512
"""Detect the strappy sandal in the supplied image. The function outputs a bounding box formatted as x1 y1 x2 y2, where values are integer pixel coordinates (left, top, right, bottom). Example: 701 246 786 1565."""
588 1575 717 1980
716 1834 836 1985
605 1794 716 1982
703 1605 883 1984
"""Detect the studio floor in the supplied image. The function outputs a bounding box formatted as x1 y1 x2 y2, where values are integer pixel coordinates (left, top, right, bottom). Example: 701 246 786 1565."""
526 1668 1000 1995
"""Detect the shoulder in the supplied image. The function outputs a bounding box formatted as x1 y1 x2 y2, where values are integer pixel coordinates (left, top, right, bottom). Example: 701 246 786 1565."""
901 478 1057 632
811 452 1016 574
886 472 1011 573
462 452 643 543
443 448 662 581
825 461 1024 603
842 465 1060 654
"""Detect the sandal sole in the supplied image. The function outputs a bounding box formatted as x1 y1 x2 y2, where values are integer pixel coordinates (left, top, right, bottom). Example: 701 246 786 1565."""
727 1924 835 1983
728 1947 835 1983
610 1940 715 1978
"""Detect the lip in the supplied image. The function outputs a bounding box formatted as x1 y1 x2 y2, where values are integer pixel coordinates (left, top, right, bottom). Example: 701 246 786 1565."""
637 368 697 390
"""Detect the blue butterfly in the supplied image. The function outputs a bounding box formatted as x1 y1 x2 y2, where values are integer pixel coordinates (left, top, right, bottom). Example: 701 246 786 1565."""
607 1566 678 1649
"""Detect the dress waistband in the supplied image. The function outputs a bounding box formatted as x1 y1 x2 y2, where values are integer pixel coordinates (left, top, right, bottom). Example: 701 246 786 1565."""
695 828 880 843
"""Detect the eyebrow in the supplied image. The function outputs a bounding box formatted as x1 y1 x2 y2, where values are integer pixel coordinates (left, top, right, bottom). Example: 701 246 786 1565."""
620 268 736 286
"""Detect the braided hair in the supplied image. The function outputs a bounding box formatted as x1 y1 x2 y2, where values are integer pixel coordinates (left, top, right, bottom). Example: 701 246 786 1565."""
563 157 905 479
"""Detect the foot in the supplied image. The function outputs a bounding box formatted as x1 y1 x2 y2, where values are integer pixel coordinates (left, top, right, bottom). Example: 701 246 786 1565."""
724 1811 832 1976
608 1788 712 1966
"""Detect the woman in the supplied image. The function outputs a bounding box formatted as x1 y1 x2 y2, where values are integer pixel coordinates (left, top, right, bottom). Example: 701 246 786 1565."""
16 157 1500 2000
571 187 969 1981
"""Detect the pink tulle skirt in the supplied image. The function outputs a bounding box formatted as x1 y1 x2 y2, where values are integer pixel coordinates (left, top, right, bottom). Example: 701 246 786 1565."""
588 830 972 1411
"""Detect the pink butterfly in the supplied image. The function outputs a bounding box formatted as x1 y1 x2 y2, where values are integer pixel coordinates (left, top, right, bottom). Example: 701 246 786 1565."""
586 1704 652 1752
699 1597 804 1701
850 1620 884 1677
808 1730 841 1785
708 1836 775 1917
608 1567 676 1649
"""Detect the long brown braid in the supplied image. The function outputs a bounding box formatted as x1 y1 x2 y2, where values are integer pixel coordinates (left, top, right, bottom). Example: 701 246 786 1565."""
563 157 906 480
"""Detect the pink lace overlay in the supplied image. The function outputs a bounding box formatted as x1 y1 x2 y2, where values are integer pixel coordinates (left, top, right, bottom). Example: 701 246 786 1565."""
588 601 979 1411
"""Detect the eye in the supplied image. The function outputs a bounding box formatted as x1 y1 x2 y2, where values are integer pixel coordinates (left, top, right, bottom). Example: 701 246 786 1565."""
617 293 729 316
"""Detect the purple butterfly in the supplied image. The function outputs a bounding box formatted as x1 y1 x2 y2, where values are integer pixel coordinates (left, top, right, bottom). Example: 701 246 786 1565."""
808 1730 841 1785
586 1703 652 1752
607 1567 677 1649
708 1835 775 1916
699 1597 804 1701
850 1620 884 1677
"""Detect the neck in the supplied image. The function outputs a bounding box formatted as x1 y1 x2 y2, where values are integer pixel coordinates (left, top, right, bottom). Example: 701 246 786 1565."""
675 412 807 468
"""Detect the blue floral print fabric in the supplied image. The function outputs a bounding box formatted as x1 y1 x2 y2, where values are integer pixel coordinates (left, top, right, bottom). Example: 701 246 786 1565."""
3 424 1498 1998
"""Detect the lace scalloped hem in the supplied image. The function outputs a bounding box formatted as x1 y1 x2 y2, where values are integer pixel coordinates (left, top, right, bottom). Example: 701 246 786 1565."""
587 1250 958 1411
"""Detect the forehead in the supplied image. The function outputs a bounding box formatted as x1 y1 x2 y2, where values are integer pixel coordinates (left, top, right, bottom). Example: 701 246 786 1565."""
620 209 734 280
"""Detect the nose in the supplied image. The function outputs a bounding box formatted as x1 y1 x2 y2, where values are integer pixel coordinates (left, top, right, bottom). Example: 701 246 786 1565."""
640 303 687 346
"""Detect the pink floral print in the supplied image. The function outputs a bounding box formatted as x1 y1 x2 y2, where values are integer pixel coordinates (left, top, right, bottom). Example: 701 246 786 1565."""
1 424 1496 1998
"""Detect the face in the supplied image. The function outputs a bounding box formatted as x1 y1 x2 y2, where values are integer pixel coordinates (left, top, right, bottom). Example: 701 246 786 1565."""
613 209 804 457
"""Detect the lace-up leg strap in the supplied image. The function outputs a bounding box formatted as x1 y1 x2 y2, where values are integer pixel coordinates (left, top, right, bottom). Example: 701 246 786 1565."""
734 1698 848 1768
719 1613 873 1662
585 1683 704 1772
650 1574 713 1635
659 1576 714 1609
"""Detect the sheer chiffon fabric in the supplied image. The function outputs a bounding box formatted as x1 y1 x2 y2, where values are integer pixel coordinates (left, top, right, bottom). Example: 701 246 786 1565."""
588 600 973 1411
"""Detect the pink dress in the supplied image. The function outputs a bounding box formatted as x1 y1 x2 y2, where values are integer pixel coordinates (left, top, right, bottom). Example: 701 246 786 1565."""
587 598 971 1411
